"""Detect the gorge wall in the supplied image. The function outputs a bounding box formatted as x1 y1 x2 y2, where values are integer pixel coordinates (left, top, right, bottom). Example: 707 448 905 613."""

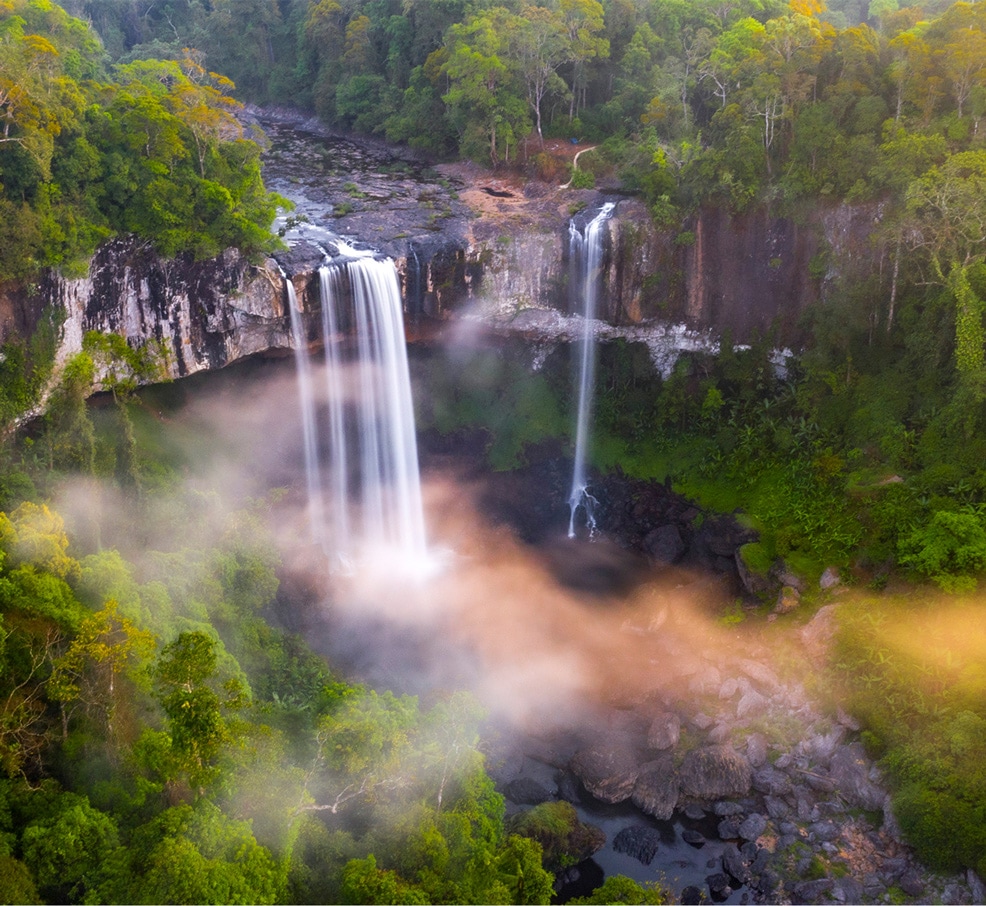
0 197 878 392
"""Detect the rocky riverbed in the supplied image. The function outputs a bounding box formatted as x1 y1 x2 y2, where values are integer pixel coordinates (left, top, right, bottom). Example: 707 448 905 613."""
466 450 984 905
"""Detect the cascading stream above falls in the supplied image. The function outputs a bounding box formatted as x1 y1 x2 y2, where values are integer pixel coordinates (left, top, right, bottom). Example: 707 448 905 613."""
289 251 428 571
568 202 615 539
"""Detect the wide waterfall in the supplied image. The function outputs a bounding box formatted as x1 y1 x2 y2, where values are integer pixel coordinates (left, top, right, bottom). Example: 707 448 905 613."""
289 252 427 570
568 202 615 539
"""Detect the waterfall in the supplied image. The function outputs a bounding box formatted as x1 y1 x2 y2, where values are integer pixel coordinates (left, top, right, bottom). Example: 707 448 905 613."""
568 202 614 539
290 252 427 570
284 271 326 549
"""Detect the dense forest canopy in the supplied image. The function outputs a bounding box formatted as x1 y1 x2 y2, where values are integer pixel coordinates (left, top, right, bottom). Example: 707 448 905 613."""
1 0 986 903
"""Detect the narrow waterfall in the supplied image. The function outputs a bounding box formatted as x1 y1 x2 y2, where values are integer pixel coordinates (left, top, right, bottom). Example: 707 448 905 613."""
567 202 615 539
296 253 427 569
284 271 326 549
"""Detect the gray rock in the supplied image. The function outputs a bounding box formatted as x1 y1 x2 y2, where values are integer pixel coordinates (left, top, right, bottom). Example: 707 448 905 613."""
764 795 791 819
792 879 833 903
736 688 768 718
752 765 793 797
644 524 686 566
721 843 751 885
504 777 554 804
718 816 743 840
679 745 752 800
632 756 679 820
705 872 733 899
968 870 986 905
684 803 707 820
713 800 745 816
832 877 864 904
828 743 886 810
739 660 781 690
691 712 714 730
570 746 640 804
819 566 841 589
746 732 769 767
647 711 680 750
799 604 839 663
613 825 662 865
738 813 768 841
898 870 925 897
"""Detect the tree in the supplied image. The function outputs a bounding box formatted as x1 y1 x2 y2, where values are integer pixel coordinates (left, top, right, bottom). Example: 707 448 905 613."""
48 598 155 742
442 9 529 164
154 630 246 794
20 791 119 902
510 5 570 148
904 151 986 396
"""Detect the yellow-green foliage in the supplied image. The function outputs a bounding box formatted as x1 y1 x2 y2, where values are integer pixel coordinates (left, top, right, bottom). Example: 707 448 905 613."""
834 592 986 875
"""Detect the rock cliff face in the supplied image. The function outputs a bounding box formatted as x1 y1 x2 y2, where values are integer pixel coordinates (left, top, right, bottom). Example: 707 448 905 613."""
12 237 288 381
0 196 878 395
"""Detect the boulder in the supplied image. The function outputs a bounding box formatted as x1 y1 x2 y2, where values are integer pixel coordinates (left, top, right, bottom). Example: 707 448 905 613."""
570 746 640 804
505 777 554 805
679 745 752 800
632 756 679 820
828 742 886 811
643 524 686 566
738 813 768 842
647 711 681 750
613 825 662 865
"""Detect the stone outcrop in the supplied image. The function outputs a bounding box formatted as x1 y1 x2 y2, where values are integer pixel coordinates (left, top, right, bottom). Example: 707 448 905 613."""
14 236 289 384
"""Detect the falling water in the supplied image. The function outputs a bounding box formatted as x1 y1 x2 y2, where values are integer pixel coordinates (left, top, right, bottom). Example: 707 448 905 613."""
285 271 326 549
568 202 615 539
293 252 427 569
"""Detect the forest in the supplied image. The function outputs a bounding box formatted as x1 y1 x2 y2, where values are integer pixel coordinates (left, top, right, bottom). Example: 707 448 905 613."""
1 0 986 902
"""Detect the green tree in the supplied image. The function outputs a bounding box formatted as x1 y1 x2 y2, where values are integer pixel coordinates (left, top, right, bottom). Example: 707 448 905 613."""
154 630 246 794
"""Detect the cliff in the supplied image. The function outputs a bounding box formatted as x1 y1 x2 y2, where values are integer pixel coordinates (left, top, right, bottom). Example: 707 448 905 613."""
0 188 879 399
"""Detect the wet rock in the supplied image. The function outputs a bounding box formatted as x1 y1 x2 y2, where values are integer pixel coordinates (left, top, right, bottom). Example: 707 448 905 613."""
647 711 680 750
682 829 706 847
570 746 640 804
632 756 679 820
721 843 752 885
738 813 767 841
681 885 703 904
643 524 686 566
705 872 733 899
612 825 662 865
718 816 743 840
505 777 554 805
679 745 752 800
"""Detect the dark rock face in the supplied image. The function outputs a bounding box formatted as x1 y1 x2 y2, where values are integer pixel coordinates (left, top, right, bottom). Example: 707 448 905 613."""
37 236 287 381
